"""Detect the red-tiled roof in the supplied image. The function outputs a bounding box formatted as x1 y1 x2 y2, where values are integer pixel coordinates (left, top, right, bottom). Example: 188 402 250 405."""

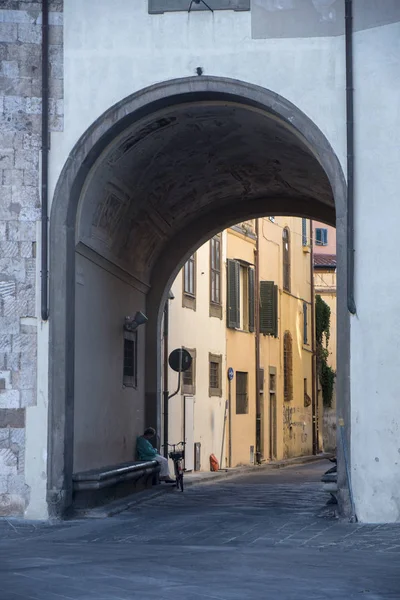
314 254 336 268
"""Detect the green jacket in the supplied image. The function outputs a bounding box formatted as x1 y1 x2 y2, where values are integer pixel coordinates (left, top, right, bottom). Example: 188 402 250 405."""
136 436 157 461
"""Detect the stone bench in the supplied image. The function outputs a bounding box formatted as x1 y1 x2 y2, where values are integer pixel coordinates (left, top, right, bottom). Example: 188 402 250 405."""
72 460 160 510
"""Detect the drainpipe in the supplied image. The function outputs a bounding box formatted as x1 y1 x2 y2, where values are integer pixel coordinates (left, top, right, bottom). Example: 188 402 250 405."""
310 220 318 455
163 299 169 458
41 0 50 321
345 0 356 315
254 219 261 463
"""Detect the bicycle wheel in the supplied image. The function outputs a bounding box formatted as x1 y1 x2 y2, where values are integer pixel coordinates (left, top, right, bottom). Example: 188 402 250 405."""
174 462 180 489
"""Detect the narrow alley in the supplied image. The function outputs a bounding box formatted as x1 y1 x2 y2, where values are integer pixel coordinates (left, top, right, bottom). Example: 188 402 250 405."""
1 461 399 600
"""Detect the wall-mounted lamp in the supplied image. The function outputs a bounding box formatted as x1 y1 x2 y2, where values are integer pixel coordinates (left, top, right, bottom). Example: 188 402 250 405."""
124 311 148 332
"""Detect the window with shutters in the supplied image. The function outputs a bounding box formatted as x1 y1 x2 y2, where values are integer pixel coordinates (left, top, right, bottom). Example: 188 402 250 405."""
182 348 196 395
248 267 255 332
260 281 278 337
227 259 240 329
210 235 222 318
240 265 249 330
302 218 308 246
209 353 222 397
315 228 328 246
227 260 255 332
283 227 291 292
182 253 196 310
283 331 293 401
236 371 248 414
123 331 137 388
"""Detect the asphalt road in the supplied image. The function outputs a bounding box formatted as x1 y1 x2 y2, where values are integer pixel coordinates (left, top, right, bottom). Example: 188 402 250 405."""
1 461 399 599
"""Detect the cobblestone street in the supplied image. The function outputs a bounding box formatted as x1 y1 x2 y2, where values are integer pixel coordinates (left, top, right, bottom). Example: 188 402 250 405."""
1 461 399 599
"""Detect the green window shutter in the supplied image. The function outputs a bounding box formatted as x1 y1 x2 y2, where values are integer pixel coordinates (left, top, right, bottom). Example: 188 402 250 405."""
227 259 240 329
248 267 255 332
260 281 275 335
273 284 278 337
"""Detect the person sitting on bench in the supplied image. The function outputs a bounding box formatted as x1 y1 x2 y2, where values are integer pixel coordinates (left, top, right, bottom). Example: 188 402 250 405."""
136 427 175 484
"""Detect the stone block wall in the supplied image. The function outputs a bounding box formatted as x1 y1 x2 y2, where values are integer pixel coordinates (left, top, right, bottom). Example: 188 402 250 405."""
0 0 63 516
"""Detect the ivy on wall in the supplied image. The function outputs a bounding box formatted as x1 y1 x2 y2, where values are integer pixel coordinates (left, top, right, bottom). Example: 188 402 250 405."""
315 295 336 407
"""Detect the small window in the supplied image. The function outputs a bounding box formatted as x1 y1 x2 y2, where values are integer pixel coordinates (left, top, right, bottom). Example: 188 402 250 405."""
283 227 291 292
236 371 248 414
123 331 137 388
302 218 308 246
209 353 222 397
315 228 328 246
182 253 196 310
182 348 196 395
283 331 293 401
303 302 308 345
210 234 222 318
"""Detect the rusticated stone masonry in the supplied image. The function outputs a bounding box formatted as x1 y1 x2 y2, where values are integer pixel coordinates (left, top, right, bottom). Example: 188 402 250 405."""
0 0 63 516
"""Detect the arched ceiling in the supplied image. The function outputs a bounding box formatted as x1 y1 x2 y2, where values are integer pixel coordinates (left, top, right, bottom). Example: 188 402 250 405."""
77 100 335 283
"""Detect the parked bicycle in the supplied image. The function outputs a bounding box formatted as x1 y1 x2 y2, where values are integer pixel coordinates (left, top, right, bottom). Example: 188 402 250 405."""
167 442 186 492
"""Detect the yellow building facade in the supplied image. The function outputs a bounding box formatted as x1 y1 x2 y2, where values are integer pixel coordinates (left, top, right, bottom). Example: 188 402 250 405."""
167 217 316 472
225 217 314 466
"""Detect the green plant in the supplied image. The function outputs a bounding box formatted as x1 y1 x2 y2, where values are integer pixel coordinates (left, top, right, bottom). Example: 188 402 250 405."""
315 295 336 407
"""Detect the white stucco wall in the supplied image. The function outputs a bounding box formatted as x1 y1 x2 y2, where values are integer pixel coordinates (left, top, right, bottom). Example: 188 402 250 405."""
48 0 346 199
351 21 400 523
73 253 147 472
36 0 400 522
168 235 227 471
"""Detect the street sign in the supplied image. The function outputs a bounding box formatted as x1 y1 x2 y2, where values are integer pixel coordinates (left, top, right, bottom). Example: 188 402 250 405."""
227 367 234 381
168 348 192 373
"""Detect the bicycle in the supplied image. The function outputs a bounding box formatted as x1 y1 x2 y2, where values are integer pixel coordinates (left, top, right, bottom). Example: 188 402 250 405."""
167 442 186 492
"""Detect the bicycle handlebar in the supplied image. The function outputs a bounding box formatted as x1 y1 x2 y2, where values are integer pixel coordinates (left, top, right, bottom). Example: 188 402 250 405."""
161 441 186 448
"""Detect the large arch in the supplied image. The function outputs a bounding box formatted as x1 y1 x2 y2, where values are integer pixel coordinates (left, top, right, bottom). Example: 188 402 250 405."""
48 76 348 517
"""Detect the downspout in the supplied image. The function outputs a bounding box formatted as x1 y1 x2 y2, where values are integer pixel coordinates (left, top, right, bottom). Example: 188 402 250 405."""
254 219 261 463
163 300 169 458
41 0 50 321
310 220 318 455
345 0 356 315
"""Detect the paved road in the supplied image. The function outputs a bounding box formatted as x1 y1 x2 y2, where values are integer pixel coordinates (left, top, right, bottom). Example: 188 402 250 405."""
1 461 400 599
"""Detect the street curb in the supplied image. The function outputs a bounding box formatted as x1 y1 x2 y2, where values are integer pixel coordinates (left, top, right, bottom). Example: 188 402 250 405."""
78 453 332 519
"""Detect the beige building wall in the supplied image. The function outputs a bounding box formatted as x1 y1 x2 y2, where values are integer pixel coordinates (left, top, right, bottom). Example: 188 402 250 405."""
167 233 227 472
167 217 315 471
226 217 314 466
260 217 314 460
225 224 257 467
313 221 337 452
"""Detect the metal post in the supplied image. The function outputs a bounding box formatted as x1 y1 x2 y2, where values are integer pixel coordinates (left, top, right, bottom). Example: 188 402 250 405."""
228 379 232 467
220 400 228 470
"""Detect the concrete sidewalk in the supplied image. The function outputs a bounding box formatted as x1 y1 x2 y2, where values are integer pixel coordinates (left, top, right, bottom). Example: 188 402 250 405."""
83 453 332 518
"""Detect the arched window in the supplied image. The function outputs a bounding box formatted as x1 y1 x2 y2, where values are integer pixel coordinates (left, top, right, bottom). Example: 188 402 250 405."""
283 227 291 292
283 331 293 401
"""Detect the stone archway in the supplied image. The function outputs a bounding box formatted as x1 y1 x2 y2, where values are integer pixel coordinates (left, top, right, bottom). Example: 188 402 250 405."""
48 76 348 517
